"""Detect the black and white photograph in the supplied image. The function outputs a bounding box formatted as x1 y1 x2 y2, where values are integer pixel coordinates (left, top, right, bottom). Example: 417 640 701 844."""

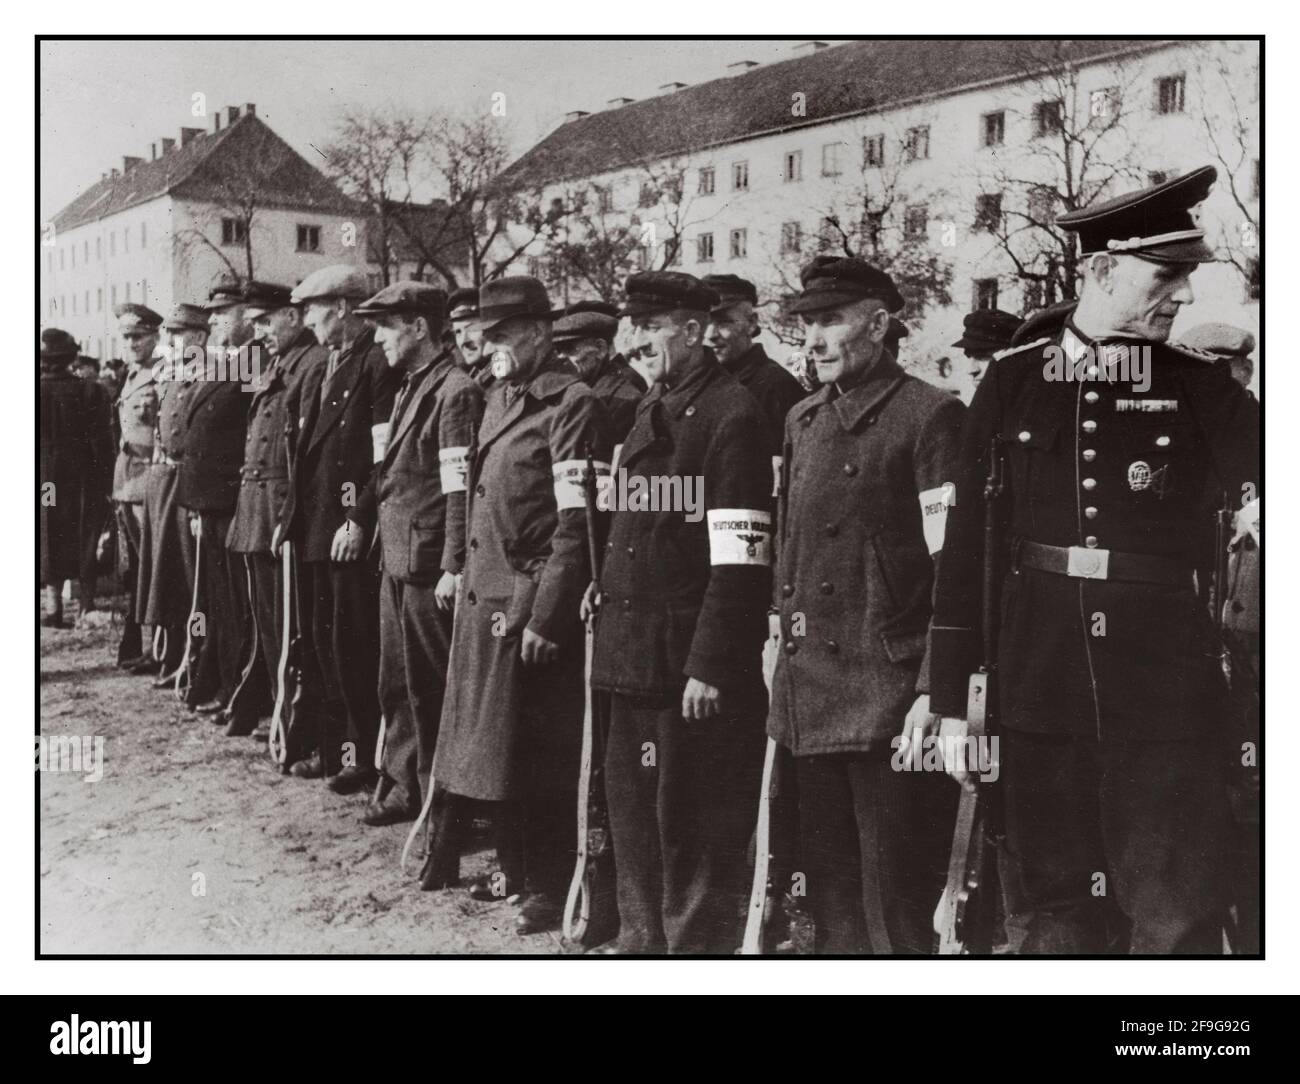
23 21 1280 1026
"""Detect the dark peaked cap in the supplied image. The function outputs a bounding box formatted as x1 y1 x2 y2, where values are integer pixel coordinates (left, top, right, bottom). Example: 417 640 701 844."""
789 256 904 315
41 328 79 358
478 276 553 332
356 281 448 325
952 309 1021 353
619 271 719 317
241 280 294 318
1057 165 1217 264
114 302 163 329
449 287 480 320
701 273 758 309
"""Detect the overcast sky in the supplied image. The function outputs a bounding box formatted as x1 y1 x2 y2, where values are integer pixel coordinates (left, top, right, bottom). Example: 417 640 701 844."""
40 38 837 218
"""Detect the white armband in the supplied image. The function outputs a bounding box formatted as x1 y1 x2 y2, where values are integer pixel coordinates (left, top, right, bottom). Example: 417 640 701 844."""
919 483 956 555
439 446 470 494
371 423 390 464
707 509 773 566
552 458 610 511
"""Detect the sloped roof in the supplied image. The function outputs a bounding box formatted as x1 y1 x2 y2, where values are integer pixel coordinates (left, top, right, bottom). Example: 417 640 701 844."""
51 113 361 231
496 38 1168 191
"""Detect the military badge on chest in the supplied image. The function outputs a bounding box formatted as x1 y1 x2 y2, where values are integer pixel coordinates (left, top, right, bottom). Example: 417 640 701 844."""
1126 458 1170 498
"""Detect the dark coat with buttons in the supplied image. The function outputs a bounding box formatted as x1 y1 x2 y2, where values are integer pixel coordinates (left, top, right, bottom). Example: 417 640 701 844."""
227 329 324 555
929 323 1260 740
436 355 610 801
724 343 806 456
279 327 399 563
588 355 646 445
138 366 198 625
591 354 772 701
178 344 256 515
112 363 158 503
358 350 484 583
40 370 113 582
767 354 965 756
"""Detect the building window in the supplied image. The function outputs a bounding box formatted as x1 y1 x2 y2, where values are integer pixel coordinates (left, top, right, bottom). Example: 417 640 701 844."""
70 245 75 269
96 287 103 312
730 228 748 259
1089 86 1120 124
221 218 246 246
1028 186 1057 226
141 222 147 247
780 221 802 255
96 237 102 261
83 240 89 262
123 229 129 253
48 297 56 317
296 224 321 252
1156 74 1186 115
783 150 802 183
596 186 614 213
903 204 928 241
981 111 1005 147
59 248 65 270
973 278 999 311
125 282 131 301
638 182 657 209
904 126 930 162
821 142 842 176
84 290 89 313
698 167 715 196
863 133 885 168
732 161 749 191
974 193 1003 232
72 294 77 315
1033 99 1064 137
110 286 117 306
697 232 715 262
48 252 54 273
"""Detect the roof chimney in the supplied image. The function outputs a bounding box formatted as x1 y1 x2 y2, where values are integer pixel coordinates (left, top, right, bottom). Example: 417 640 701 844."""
658 81 689 94
180 127 203 147
243 102 256 116
123 156 143 173
161 137 176 156
727 60 760 73
150 143 157 161
227 105 240 126
564 110 591 123
111 168 120 178
606 96 636 108
793 41 830 55
213 112 222 132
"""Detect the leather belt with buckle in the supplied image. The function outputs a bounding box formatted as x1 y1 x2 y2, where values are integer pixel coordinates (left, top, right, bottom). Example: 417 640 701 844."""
1019 540 1190 587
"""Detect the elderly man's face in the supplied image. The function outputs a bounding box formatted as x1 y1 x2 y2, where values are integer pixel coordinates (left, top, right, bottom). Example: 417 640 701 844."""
120 324 158 366
626 310 703 387
208 304 253 349
1094 255 1196 342
555 336 609 383
255 307 303 357
705 300 756 366
453 318 483 367
371 313 431 370
481 317 548 382
800 298 888 387
303 300 346 348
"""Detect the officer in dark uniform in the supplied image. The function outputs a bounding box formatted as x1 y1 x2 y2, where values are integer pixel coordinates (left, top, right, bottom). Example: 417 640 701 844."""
180 282 256 717
552 301 645 443
449 287 494 391
1011 300 1076 349
951 308 1021 397
40 329 113 627
225 282 325 737
436 276 610 934
276 266 399 789
137 303 207 682
767 257 965 954
111 303 162 666
353 282 483 864
929 167 1260 954
589 271 772 954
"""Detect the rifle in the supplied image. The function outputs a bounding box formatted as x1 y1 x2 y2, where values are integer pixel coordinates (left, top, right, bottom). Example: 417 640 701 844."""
176 514 203 702
935 437 1004 955
268 539 295 770
1212 491 1233 675
562 442 618 946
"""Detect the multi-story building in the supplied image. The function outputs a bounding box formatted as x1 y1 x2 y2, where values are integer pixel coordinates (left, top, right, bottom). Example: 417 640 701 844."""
41 105 370 360
496 39 1260 396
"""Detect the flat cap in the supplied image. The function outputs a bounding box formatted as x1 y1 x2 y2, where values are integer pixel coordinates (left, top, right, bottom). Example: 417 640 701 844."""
1011 301 1077 348
1178 322 1256 359
449 287 480 321
41 327 79 359
620 271 719 318
551 300 620 320
204 280 245 312
241 280 295 318
163 303 211 332
553 309 618 343
701 273 758 311
789 256 904 315
952 309 1021 354
355 280 448 325
1057 165 1217 264
478 276 553 332
114 302 163 330
290 264 372 305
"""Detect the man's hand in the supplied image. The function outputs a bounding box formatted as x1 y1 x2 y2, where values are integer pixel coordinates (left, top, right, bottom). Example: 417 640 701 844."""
939 716 975 793
520 627 559 666
898 693 940 764
270 523 285 558
682 677 722 721
189 515 200 539
579 581 602 622
433 570 457 612
330 520 364 562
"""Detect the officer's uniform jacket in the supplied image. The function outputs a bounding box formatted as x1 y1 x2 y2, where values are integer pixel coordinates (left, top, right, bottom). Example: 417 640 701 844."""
227 329 324 555
436 356 610 801
588 355 646 444
177 343 256 515
358 349 484 583
929 323 1260 741
591 356 772 701
279 326 399 563
111 362 159 502
767 353 965 755
40 370 113 581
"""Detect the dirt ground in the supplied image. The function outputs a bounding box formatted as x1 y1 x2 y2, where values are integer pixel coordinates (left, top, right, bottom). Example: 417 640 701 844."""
39 595 565 956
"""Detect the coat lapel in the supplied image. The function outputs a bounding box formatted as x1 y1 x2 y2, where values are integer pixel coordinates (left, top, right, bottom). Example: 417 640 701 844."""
383 354 451 466
306 344 365 454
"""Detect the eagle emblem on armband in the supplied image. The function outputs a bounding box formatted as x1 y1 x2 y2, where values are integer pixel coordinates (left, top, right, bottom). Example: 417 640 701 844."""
738 533 765 557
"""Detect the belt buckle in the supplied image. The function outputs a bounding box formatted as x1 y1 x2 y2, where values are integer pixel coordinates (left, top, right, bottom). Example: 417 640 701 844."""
1066 545 1110 579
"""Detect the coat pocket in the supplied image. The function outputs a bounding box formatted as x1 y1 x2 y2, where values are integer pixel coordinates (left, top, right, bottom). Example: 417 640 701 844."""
408 519 442 579
879 629 927 665
505 570 540 635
